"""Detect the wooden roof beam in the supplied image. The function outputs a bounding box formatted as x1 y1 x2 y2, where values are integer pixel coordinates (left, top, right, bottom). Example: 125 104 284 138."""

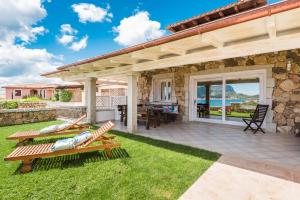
191 20 198 26
200 33 224 49
180 24 187 29
234 5 239 12
266 16 277 39
204 16 211 22
131 52 159 61
110 59 136 65
218 11 225 17
160 45 187 55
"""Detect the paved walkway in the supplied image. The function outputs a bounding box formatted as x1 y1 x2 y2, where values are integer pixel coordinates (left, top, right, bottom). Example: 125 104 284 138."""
180 162 300 200
114 121 300 169
111 121 300 199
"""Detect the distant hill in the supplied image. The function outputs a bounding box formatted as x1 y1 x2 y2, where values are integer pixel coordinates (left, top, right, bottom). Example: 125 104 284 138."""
197 85 258 99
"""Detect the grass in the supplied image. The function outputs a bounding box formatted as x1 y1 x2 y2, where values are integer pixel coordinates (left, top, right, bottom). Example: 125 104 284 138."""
0 121 220 200
210 110 252 118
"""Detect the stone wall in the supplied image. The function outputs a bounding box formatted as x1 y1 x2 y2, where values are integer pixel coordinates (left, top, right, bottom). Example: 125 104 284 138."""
56 106 87 119
137 49 300 134
0 108 57 127
18 102 47 109
0 102 47 109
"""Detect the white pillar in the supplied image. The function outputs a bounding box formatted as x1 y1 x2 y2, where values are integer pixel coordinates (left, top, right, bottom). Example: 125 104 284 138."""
83 83 88 106
127 73 138 133
84 77 97 124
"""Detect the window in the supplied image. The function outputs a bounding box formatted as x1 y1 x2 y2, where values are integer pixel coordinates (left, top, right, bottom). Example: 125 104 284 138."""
160 80 172 101
14 90 21 97
39 89 46 98
153 78 172 102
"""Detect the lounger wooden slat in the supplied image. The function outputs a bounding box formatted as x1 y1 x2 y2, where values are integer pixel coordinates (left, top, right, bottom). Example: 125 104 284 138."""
4 121 120 173
6 114 90 145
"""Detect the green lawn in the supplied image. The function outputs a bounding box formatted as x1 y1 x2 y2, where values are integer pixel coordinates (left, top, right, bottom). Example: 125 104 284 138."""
210 110 252 118
0 121 220 200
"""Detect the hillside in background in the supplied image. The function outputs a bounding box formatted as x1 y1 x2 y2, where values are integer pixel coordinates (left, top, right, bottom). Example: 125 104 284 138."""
197 85 258 99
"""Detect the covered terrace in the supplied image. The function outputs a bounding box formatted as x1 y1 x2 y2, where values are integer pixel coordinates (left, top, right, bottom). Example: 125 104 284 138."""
43 0 300 133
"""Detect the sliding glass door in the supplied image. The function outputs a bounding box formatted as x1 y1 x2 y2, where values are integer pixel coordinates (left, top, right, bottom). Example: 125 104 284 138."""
225 78 260 123
191 70 266 125
196 80 223 122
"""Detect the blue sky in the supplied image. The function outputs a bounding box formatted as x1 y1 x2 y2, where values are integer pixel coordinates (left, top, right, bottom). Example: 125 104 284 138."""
0 0 280 95
29 0 241 64
30 0 280 64
229 83 259 96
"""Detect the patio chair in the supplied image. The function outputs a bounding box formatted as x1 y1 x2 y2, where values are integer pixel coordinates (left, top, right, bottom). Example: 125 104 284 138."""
138 106 159 130
6 114 90 146
197 103 209 118
243 104 269 134
4 121 120 173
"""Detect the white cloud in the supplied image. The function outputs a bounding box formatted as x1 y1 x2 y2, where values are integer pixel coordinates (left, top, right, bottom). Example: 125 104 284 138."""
58 35 75 46
0 0 63 90
60 24 77 35
0 43 61 77
113 11 165 46
0 0 47 44
69 36 88 51
57 24 88 51
57 24 77 45
72 3 112 23
0 43 63 92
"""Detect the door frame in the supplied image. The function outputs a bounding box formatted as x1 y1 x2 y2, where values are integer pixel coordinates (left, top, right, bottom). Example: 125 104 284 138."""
189 69 267 126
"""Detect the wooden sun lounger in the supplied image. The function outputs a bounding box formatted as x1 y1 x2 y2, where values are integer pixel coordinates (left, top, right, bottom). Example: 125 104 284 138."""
4 121 120 173
6 114 90 145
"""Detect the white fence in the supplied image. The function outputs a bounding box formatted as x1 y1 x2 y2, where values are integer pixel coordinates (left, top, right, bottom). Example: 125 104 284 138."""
96 96 127 109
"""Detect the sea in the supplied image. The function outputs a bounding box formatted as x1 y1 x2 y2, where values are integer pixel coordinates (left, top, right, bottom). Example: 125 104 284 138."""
197 99 245 107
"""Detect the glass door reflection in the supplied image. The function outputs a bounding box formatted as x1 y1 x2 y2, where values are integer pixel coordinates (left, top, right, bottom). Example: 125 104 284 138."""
196 80 223 121
225 78 260 122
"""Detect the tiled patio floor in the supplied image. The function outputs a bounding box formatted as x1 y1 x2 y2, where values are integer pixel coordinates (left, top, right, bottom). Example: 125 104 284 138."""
179 162 300 200
109 120 300 199
113 121 300 170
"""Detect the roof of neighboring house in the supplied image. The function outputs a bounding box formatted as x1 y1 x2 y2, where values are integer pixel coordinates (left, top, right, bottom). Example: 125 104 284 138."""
2 83 83 89
41 0 300 77
2 83 59 89
56 84 83 89
166 0 267 32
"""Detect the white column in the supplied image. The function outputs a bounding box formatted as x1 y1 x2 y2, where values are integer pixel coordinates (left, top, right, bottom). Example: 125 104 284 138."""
84 77 97 124
127 73 138 133
83 82 88 106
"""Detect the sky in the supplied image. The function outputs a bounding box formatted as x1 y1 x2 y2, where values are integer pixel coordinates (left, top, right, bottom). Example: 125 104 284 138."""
229 83 259 96
0 0 281 96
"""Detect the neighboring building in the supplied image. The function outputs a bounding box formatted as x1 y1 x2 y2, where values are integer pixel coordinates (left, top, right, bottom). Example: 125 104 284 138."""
2 84 58 100
2 83 84 102
56 84 84 102
43 0 300 134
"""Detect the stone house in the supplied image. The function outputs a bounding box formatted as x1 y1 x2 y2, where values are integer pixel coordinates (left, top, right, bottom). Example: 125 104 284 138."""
42 0 300 134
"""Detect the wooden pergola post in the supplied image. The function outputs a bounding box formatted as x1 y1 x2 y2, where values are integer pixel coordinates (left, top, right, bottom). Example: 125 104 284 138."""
127 73 138 133
85 77 97 124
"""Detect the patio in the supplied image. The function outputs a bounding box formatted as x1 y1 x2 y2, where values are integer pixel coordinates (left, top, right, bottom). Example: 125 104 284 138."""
113 120 300 182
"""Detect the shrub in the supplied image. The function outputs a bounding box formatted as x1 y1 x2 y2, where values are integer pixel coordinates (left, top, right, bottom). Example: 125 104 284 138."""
0 100 19 109
21 96 42 102
59 90 73 102
53 90 60 101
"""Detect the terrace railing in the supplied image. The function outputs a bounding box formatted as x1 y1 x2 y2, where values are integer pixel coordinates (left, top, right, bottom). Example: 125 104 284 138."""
96 96 127 109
